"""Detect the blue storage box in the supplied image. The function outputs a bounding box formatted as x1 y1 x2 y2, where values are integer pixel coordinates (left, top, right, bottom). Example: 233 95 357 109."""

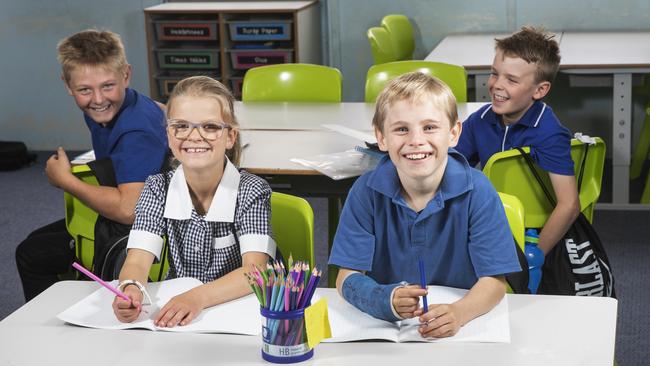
228 20 292 41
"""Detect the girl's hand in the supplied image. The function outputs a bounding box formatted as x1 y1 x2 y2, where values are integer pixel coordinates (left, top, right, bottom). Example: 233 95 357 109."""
392 285 426 319
154 288 205 327
417 303 462 338
112 286 143 323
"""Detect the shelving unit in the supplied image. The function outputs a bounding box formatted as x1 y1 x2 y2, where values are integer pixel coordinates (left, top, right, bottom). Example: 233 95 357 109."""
144 1 321 101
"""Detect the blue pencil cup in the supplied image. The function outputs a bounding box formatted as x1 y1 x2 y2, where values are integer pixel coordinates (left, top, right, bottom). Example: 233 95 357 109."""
260 307 313 363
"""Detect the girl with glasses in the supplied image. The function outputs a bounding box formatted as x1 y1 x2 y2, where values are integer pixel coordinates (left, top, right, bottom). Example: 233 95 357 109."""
112 76 276 327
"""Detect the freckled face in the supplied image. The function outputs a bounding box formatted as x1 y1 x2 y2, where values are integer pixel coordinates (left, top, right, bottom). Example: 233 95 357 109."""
167 95 236 172
375 99 461 186
65 65 130 125
488 50 547 125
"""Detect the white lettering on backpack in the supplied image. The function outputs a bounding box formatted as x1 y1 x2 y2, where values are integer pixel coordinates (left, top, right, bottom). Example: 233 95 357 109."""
565 238 604 296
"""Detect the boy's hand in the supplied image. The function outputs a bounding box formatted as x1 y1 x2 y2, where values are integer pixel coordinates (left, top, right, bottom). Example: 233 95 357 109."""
45 147 73 189
417 303 462 338
112 286 143 323
154 288 205 327
392 285 426 319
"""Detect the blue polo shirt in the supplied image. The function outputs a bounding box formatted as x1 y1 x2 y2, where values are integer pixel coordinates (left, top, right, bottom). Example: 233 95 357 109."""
328 150 521 289
456 101 574 175
84 88 167 184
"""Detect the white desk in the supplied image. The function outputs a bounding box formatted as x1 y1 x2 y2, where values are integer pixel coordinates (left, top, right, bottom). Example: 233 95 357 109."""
426 31 650 205
0 281 618 366
235 101 484 131
560 32 650 204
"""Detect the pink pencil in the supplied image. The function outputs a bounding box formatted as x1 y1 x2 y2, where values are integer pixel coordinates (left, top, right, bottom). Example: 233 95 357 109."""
72 262 130 302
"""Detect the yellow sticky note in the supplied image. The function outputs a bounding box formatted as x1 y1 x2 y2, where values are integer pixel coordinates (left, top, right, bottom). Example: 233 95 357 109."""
304 297 332 349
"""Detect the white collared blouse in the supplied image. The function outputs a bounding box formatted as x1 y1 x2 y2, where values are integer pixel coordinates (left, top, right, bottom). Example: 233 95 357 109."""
127 159 276 283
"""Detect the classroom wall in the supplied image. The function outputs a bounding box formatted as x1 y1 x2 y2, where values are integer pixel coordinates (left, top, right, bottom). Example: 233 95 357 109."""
0 0 159 151
325 0 650 148
3 0 650 150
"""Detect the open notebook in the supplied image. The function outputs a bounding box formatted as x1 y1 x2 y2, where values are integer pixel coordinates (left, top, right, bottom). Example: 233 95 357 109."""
57 277 261 334
315 286 510 343
58 278 509 342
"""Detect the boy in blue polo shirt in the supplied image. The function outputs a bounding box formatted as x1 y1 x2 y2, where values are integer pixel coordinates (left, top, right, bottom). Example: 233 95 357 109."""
456 26 580 256
15 29 168 301
329 72 521 338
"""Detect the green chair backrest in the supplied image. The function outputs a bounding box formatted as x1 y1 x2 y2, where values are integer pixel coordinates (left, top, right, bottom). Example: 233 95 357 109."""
270 192 315 267
497 192 526 294
242 63 342 103
367 26 399 65
483 138 606 228
364 60 467 103
64 164 169 281
380 14 415 61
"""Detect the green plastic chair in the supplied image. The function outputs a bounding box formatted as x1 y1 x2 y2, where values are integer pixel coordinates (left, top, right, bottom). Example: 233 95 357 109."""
497 192 526 294
270 192 315 267
64 164 169 281
482 138 606 228
367 26 399 65
242 63 343 103
380 14 415 61
630 105 650 180
364 60 467 103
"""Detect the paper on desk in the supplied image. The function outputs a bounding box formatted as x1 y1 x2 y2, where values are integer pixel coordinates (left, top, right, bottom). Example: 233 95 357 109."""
322 124 377 144
290 149 381 180
313 286 510 343
71 150 95 165
57 277 261 335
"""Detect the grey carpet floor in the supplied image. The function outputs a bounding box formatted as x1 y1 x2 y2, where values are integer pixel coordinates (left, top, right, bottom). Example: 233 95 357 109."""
1 152 648 365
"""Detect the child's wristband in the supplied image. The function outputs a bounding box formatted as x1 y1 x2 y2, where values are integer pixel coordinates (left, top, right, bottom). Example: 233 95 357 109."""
341 272 403 322
117 279 152 305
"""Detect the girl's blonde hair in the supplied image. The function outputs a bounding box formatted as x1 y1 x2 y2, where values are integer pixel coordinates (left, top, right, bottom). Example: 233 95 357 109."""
167 76 242 166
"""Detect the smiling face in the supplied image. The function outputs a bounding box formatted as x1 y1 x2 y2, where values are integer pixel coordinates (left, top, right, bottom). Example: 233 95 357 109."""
64 64 130 126
488 50 550 125
166 95 237 173
375 97 461 188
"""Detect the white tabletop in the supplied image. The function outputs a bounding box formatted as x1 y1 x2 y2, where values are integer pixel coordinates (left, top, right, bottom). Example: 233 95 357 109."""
426 31 650 72
425 33 562 72
240 130 364 175
235 102 485 131
560 32 650 71
0 281 618 366
145 1 316 13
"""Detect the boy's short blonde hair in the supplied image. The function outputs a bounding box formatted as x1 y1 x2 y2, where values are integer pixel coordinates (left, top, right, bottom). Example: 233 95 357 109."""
372 72 458 132
495 26 561 83
167 76 242 166
57 29 128 83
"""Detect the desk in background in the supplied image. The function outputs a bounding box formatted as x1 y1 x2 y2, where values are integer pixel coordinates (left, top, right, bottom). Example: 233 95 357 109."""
426 31 650 205
0 281 618 366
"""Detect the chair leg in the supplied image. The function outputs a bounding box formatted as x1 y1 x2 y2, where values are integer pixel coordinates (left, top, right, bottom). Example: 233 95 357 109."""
641 166 650 204
630 106 650 180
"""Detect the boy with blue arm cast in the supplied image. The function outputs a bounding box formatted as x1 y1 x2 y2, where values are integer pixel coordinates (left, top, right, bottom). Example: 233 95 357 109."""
456 26 580 255
113 76 275 328
329 72 521 338
15 29 168 301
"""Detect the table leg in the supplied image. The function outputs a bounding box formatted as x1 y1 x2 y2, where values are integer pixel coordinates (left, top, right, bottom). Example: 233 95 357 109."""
327 197 342 288
475 74 491 102
612 73 632 204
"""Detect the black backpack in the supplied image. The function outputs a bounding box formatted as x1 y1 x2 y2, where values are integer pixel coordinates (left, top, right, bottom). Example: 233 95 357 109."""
86 157 169 281
0 141 36 170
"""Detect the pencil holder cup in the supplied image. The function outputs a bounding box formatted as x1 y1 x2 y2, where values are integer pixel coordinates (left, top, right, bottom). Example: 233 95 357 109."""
260 307 313 363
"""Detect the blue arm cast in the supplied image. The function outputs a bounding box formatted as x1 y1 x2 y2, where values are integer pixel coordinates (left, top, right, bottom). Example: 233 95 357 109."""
341 272 401 322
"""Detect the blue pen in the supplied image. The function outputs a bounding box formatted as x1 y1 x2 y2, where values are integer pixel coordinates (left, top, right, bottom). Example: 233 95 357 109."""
418 259 428 313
